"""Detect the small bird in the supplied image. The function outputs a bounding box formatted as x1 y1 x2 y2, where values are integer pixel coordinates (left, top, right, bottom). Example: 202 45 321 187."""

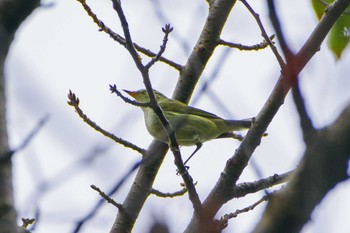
124 89 252 164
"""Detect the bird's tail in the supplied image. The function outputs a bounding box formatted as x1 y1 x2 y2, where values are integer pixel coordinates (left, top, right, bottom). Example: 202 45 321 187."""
225 118 253 130
216 118 253 141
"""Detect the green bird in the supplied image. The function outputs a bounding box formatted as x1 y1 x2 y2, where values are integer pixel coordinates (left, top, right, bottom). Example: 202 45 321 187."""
124 89 252 164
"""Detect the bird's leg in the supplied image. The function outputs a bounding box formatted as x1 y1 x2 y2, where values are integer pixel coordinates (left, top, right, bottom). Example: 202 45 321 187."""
183 143 202 165
176 143 202 175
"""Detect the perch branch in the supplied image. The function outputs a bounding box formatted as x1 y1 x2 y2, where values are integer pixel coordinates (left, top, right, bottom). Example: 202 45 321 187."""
67 90 146 155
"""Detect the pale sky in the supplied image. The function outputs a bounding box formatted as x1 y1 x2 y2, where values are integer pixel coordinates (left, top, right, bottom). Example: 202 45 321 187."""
6 0 350 233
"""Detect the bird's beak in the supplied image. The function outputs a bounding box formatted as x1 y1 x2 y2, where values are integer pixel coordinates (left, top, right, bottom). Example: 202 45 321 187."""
123 89 137 98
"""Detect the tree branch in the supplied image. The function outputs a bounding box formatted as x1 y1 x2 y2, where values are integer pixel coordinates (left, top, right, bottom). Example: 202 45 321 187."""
109 2 202 232
172 0 239 103
251 102 350 233
220 195 268 224
0 0 40 232
151 187 188 198
75 0 182 70
292 81 316 144
184 0 350 232
240 0 285 68
67 90 146 155
91 185 124 210
218 35 274 51
233 170 293 198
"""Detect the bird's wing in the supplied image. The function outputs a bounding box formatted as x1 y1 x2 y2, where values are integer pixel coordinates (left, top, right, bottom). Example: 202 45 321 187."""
158 99 220 119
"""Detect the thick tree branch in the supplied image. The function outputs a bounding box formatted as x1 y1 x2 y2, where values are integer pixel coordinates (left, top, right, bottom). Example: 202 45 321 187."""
172 0 239 103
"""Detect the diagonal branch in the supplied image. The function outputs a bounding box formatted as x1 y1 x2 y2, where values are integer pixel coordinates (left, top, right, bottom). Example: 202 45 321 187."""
240 0 285 68
251 103 350 233
220 195 268 223
67 90 146 155
291 81 316 144
75 0 182 70
184 0 350 232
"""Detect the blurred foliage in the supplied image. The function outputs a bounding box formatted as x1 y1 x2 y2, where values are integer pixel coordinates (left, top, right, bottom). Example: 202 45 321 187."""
311 0 350 59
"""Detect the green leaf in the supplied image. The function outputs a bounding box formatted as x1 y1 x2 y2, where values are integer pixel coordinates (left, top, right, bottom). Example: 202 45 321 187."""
311 0 329 19
311 0 350 59
328 13 350 59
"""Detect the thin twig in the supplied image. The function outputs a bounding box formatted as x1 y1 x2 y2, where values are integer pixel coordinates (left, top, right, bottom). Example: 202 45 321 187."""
218 35 275 51
91 185 124 210
109 84 151 108
67 90 146 155
151 187 188 198
221 195 268 221
214 195 269 232
75 0 182 70
145 24 174 69
240 0 285 68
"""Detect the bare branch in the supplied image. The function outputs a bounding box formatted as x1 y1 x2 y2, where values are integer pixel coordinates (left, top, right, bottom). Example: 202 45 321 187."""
109 84 150 108
221 195 268 221
252 102 350 233
191 0 350 231
218 35 275 51
75 0 182 70
110 1 202 229
75 0 124 42
67 90 146 155
145 24 174 69
151 187 188 198
240 0 285 68
91 185 124 210
73 160 141 233
234 170 293 198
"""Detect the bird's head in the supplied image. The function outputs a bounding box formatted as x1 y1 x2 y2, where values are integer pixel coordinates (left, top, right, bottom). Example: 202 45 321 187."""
123 89 168 103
